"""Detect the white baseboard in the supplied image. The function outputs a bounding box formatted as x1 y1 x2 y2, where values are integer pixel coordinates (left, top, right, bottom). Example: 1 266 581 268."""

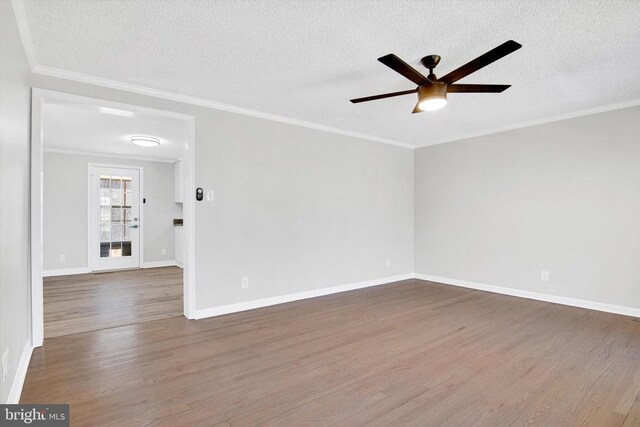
415 273 640 318
175 261 184 269
6 341 34 404
43 267 90 277
141 260 177 269
194 273 414 319
45 261 178 275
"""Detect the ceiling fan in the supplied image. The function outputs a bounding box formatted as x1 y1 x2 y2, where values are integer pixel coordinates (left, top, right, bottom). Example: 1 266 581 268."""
350 40 522 113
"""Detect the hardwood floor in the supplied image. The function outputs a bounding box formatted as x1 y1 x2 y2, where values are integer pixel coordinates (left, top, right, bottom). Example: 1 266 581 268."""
44 266 183 338
23 279 640 426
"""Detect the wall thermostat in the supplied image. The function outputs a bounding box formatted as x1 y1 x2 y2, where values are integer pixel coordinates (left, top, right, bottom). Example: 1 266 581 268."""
196 188 203 201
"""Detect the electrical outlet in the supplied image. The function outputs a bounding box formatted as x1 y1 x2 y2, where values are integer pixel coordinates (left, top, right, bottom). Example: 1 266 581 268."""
161 248 167 255
2 349 8 383
386 259 391 268
241 277 249 289
541 271 550 282
59 254 66 262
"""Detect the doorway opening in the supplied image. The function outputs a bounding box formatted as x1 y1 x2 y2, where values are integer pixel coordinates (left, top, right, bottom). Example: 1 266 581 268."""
31 89 196 343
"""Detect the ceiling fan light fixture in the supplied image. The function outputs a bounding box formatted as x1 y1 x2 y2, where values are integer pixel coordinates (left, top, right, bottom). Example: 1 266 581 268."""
130 135 161 147
350 40 521 114
417 83 448 112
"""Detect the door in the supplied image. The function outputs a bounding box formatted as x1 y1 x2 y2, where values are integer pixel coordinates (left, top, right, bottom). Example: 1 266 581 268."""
89 165 141 271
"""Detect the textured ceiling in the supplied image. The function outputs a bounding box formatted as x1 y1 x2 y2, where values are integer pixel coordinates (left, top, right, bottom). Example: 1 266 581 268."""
43 100 188 161
24 0 640 147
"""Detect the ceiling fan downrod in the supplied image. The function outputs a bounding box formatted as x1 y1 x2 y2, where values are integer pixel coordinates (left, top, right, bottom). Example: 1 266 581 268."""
421 55 441 83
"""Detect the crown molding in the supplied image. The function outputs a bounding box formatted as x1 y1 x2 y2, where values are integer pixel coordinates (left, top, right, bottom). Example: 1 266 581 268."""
11 0 37 70
414 98 640 149
31 65 415 150
43 147 179 163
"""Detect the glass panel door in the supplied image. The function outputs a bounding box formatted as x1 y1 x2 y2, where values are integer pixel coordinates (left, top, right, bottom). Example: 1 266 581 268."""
90 166 140 271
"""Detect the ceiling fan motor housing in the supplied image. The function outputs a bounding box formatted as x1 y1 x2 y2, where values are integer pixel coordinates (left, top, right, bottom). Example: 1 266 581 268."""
418 82 447 100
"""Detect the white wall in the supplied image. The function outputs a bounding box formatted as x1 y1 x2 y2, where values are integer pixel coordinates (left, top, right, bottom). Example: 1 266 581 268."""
32 75 415 311
0 1 32 403
414 106 640 310
194 114 414 308
43 152 180 272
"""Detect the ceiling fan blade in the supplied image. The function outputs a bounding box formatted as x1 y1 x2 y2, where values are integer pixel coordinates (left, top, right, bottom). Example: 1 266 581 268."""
350 88 417 103
438 40 522 85
447 84 511 93
378 54 430 85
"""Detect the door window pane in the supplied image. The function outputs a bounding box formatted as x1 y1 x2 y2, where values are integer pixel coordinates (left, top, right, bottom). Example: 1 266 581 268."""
100 207 110 224
111 224 123 242
111 208 123 222
110 241 122 257
100 242 110 258
100 225 111 242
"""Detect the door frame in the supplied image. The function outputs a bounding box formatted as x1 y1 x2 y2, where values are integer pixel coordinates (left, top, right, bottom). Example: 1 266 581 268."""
87 163 144 272
30 88 197 346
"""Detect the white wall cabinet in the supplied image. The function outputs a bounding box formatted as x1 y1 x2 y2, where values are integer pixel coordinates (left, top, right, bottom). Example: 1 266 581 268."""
174 160 185 203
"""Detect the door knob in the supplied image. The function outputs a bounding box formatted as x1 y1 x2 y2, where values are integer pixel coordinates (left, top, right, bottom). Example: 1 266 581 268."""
129 224 139 229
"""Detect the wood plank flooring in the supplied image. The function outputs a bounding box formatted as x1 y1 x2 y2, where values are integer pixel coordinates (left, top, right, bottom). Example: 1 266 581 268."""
44 266 183 338
23 279 640 426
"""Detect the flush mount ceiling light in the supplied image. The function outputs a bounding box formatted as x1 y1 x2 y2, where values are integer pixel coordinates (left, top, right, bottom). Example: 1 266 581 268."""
130 135 160 147
350 40 522 114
